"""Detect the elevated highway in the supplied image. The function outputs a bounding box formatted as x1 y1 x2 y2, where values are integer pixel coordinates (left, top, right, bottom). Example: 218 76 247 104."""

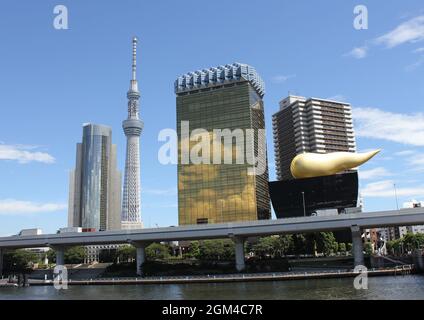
1 208 423 275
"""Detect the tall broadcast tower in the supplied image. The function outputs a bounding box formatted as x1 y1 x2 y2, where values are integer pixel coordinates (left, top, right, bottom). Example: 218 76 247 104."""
121 37 143 230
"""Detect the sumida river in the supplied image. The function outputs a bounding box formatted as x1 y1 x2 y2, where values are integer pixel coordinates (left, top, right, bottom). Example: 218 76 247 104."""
1 275 424 300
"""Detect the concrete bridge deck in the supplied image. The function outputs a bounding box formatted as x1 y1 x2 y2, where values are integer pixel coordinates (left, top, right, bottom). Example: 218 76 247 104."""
1 208 423 275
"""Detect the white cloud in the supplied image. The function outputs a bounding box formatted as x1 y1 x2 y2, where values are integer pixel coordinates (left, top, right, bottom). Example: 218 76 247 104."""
347 16 424 61
408 46 424 71
0 199 67 216
271 74 296 84
376 15 424 48
353 107 424 146
395 150 416 156
0 144 55 164
346 47 368 59
358 167 391 180
408 153 424 171
361 180 424 198
405 55 424 71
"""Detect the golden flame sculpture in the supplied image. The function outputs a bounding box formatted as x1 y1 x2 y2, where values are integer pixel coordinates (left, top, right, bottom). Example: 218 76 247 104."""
290 150 380 179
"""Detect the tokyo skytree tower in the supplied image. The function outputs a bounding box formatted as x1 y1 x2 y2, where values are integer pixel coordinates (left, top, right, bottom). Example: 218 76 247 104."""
121 37 143 229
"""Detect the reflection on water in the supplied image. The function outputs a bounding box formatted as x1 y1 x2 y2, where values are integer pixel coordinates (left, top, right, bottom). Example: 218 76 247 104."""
1 275 424 300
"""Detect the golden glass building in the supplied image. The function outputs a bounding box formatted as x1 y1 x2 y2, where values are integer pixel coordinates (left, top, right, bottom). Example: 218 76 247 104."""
175 63 271 225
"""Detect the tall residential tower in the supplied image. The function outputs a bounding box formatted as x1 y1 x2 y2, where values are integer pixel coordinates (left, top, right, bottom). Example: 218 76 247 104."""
272 95 356 181
121 37 143 229
175 63 271 225
68 123 122 231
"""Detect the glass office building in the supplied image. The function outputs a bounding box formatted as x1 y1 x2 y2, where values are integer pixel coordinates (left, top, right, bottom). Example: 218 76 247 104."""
68 123 122 231
175 63 271 225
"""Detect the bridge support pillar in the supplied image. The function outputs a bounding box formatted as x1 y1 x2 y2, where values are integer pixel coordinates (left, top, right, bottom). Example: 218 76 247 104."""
234 237 245 272
134 242 147 276
351 225 364 268
54 247 65 267
0 248 3 277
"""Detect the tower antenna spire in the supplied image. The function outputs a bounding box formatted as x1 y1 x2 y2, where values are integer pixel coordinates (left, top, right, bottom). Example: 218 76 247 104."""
132 36 137 81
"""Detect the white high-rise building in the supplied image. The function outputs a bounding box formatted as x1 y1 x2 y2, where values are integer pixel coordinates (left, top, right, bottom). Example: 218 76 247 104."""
121 37 143 230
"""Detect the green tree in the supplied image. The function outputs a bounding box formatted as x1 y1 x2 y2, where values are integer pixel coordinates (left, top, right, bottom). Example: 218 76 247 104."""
403 233 424 251
333 242 339 254
339 243 347 254
198 240 234 261
252 235 294 258
386 233 424 256
279 235 294 256
45 247 85 264
252 236 280 258
186 241 200 259
292 234 307 256
364 242 373 255
117 245 136 262
46 249 56 263
386 240 395 255
387 239 403 255
386 240 393 254
4 250 38 273
65 246 85 264
146 243 170 260
316 232 338 256
99 248 118 263
304 233 317 256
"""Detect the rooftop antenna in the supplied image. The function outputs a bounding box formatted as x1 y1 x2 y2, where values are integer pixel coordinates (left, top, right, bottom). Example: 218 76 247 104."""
132 36 137 81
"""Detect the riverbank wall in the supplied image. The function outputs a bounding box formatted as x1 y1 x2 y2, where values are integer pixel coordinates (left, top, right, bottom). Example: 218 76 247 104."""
23 267 417 286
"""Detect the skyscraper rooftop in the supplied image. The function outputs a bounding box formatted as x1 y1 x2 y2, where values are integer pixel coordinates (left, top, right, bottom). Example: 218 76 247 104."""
174 62 265 98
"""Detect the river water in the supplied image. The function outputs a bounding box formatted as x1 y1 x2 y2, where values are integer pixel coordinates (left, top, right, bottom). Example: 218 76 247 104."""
1 275 423 300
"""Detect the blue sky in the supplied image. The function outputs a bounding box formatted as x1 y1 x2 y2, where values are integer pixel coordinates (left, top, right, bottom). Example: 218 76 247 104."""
0 0 424 236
